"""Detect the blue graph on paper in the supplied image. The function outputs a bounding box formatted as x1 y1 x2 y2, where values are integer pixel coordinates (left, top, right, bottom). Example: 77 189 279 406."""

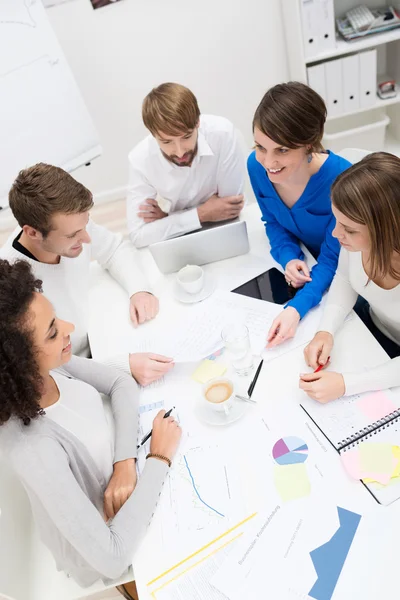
183 455 225 518
308 507 361 600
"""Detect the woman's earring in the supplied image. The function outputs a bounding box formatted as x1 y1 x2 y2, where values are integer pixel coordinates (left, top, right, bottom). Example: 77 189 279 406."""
307 152 313 164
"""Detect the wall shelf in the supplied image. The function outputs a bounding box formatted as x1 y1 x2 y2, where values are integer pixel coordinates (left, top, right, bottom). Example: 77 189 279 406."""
306 27 400 65
282 0 400 156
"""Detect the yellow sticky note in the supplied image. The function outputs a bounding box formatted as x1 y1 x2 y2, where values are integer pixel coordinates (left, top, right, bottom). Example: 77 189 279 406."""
273 463 311 502
191 360 227 384
359 443 394 475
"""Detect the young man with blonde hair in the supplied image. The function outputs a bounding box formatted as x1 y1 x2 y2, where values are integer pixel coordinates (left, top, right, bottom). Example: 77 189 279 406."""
0 163 174 386
127 82 246 248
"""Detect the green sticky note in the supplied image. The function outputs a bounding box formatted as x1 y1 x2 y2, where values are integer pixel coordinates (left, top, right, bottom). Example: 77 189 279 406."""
191 360 227 384
359 443 394 475
273 463 311 502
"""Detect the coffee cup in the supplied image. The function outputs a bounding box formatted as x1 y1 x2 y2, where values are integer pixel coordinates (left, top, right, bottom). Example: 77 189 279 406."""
177 264 204 295
203 377 235 416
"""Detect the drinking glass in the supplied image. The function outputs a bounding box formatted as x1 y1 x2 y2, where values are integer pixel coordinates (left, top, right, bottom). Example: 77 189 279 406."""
221 323 254 376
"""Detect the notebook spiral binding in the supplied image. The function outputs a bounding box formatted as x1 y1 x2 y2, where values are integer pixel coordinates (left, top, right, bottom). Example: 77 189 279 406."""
340 408 400 451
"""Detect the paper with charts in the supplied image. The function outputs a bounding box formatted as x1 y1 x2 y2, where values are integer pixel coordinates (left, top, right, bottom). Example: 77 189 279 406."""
138 405 348 599
136 395 247 558
119 290 326 363
211 499 362 600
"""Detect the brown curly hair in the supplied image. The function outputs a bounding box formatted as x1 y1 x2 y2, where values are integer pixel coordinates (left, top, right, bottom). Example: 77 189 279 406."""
0 260 45 425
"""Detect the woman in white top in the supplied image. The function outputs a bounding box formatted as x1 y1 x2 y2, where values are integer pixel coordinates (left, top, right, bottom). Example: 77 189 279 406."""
301 152 400 402
0 259 181 595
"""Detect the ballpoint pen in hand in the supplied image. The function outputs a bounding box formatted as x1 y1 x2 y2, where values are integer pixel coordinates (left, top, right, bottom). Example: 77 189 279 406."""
136 407 175 450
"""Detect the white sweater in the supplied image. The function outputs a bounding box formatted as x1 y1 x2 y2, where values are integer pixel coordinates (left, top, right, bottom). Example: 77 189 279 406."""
319 249 400 395
0 219 149 373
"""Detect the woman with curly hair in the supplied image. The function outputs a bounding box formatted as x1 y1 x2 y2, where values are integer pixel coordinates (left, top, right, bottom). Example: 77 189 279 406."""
0 259 181 596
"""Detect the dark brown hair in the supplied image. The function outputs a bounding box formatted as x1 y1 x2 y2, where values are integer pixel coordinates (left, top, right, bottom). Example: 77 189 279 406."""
142 82 200 137
331 152 400 281
253 81 327 152
0 260 45 425
9 163 94 237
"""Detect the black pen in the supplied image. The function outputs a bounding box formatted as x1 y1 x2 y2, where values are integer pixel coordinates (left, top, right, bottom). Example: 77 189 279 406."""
247 360 264 398
136 407 175 449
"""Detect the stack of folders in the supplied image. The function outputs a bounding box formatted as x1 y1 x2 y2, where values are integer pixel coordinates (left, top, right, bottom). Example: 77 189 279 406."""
300 389 400 505
307 49 378 116
300 0 337 59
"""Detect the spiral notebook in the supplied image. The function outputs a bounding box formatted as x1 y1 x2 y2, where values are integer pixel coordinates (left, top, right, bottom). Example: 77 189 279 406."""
300 389 400 505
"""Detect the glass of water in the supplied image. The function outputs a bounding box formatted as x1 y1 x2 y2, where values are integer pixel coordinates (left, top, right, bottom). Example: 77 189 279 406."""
221 323 254 376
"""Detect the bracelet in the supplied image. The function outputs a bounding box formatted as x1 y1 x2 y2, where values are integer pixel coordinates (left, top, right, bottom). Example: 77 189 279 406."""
146 453 172 468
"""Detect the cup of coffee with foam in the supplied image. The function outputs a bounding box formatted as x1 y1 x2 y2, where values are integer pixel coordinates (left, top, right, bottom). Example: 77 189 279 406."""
177 264 204 295
203 378 235 416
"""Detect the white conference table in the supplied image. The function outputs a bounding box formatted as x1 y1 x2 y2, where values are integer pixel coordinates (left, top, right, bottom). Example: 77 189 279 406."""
88 203 400 600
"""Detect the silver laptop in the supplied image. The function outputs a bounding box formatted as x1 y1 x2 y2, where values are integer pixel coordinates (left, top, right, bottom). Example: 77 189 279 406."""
149 219 250 274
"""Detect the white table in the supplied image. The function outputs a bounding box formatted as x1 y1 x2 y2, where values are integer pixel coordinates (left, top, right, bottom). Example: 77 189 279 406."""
88 204 400 600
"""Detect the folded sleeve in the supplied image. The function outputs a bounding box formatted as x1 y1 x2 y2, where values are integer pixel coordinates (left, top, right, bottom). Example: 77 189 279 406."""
285 217 340 318
126 163 201 248
88 219 150 298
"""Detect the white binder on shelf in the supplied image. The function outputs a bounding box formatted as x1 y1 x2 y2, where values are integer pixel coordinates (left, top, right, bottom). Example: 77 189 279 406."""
342 55 360 114
325 59 343 117
300 0 320 58
359 50 377 109
317 0 336 52
307 64 327 102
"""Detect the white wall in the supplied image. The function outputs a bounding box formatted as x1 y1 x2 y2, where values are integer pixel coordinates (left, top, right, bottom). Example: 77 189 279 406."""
48 0 289 200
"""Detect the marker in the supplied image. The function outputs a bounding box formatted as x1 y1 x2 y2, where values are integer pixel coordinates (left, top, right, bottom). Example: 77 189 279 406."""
314 357 330 373
247 359 264 398
136 407 175 449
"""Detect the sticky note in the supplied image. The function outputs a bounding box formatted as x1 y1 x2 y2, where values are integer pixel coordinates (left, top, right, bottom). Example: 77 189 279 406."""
359 442 394 475
206 348 225 361
273 463 311 502
191 360 227 384
357 391 396 422
341 449 362 480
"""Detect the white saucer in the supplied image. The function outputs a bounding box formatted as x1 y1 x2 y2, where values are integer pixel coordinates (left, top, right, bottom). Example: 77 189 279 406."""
194 396 249 426
174 276 215 304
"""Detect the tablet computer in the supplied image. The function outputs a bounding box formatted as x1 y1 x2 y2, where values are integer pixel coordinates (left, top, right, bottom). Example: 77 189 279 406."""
232 267 293 304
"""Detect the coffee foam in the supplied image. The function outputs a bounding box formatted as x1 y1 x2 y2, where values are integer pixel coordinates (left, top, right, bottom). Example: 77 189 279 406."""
205 382 232 403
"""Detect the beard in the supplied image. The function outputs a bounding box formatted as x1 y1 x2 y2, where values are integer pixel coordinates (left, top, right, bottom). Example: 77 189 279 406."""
161 143 198 167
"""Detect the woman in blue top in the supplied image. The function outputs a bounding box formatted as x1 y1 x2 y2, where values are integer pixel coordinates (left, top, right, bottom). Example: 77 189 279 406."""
248 82 351 347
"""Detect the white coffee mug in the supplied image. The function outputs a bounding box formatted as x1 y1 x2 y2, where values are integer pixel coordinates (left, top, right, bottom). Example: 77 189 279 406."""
177 264 204 295
202 377 235 416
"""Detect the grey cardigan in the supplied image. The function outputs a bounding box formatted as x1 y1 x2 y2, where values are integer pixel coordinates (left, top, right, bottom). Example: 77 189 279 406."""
0 356 168 587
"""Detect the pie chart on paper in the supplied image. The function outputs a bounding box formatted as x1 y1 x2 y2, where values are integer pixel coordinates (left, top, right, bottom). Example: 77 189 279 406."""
272 436 309 465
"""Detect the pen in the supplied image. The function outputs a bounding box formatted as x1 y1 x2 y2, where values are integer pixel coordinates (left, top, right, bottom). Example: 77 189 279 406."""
247 359 264 398
314 357 330 374
137 407 175 449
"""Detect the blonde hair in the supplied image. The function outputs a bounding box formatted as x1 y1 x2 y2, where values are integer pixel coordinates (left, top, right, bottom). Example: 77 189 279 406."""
142 83 200 137
331 152 400 281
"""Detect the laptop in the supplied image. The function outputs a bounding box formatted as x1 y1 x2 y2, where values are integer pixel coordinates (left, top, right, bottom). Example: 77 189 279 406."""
149 219 250 274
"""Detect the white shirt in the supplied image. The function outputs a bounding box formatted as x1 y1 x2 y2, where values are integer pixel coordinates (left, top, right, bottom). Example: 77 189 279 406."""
0 219 149 373
127 114 246 248
319 249 400 395
46 372 114 482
